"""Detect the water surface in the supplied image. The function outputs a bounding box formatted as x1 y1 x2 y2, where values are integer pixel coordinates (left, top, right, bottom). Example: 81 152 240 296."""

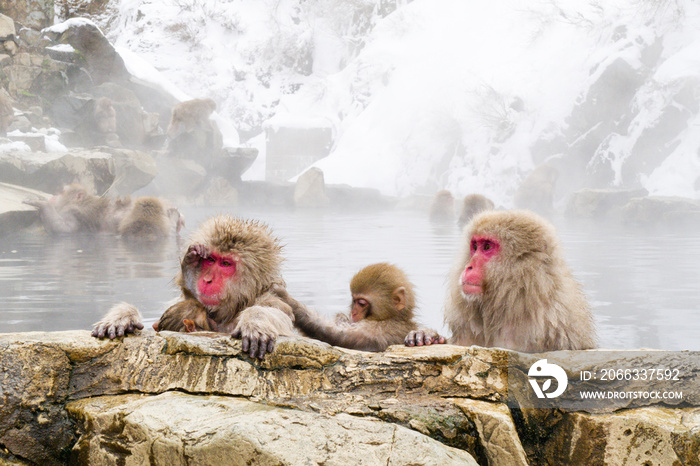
1 206 697 351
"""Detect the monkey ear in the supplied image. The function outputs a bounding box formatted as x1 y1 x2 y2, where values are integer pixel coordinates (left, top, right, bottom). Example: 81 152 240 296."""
392 287 407 311
183 318 196 333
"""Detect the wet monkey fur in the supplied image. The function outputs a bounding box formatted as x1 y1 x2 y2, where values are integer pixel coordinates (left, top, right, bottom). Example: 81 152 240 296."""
406 210 596 352
293 263 437 352
93 215 303 359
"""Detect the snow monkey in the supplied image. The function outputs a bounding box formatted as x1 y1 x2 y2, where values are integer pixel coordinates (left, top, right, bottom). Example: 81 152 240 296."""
118 196 184 241
166 97 217 139
293 263 435 352
153 299 215 333
406 210 596 352
429 190 455 223
93 97 116 134
25 184 183 238
457 194 495 229
93 215 302 359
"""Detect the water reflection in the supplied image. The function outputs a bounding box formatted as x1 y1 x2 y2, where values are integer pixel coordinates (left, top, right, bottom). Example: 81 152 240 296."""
0 207 698 351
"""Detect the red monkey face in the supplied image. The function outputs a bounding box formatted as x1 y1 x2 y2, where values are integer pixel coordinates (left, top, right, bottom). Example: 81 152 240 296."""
351 296 370 322
197 252 238 306
461 235 500 295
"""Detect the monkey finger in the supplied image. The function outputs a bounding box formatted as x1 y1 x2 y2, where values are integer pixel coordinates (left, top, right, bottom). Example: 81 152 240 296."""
248 338 260 359
241 336 250 353
134 322 144 330
256 337 269 359
108 326 117 339
266 339 275 355
404 331 417 347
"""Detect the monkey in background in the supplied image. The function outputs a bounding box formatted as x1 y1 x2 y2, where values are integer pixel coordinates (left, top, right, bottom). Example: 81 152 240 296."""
166 98 217 139
0 88 13 137
94 215 303 360
293 263 438 352
25 183 183 238
429 190 455 223
118 196 184 240
513 164 559 215
406 210 596 352
94 97 117 134
457 194 495 229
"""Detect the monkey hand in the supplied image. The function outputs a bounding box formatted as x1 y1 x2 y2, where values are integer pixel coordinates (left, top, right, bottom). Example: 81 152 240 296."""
183 244 210 266
232 306 295 359
404 328 446 347
91 302 145 339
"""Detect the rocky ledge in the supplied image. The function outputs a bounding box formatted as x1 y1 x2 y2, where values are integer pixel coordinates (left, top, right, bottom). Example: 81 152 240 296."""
0 331 698 465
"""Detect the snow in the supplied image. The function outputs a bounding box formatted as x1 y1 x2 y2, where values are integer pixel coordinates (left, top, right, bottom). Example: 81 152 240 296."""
99 0 700 201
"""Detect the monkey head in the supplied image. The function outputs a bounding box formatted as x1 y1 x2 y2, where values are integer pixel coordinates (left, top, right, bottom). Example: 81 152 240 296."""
178 215 283 319
459 210 562 301
349 263 416 322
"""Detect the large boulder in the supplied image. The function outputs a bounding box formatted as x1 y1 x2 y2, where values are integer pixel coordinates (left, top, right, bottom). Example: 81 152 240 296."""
0 148 156 196
0 182 50 235
69 392 478 465
294 166 329 208
43 18 129 86
0 331 697 465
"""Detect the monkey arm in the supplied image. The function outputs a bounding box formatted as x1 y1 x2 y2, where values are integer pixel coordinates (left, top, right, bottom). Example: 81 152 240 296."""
231 305 295 359
91 302 144 339
293 306 402 352
24 199 80 233
404 328 447 347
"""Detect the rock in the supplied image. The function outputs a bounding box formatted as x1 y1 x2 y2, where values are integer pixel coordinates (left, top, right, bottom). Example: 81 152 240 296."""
4 52 71 106
208 146 258 183
194 176 239 206
239 180 295 208
68 392 478 465
0 13 14 39
100 148 157 196
0 182 50 236
0 148 156 196
454 399 529 466
148 157 207 199
326 183 397 211
18 27 41 48
44 18 129 86
621 195 700 228
7 133 45 151
0 331 698 465
543 408 700 465
30 152 113 194
294 167 329 208
565 188 649 220
264 119 333 182
0 1 54 29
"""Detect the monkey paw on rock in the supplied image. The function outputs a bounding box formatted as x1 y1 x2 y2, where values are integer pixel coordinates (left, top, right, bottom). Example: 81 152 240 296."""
232 306 295 359
91 302 144 339
404 328 446 347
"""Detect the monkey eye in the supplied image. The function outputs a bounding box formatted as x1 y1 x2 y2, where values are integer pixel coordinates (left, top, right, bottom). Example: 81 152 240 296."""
471 240 477 252
483 241 492 251
205 257 216 264
221 260 234 267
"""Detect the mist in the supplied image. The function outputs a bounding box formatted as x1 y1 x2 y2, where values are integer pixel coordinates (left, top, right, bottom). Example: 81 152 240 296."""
0 0 699 350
